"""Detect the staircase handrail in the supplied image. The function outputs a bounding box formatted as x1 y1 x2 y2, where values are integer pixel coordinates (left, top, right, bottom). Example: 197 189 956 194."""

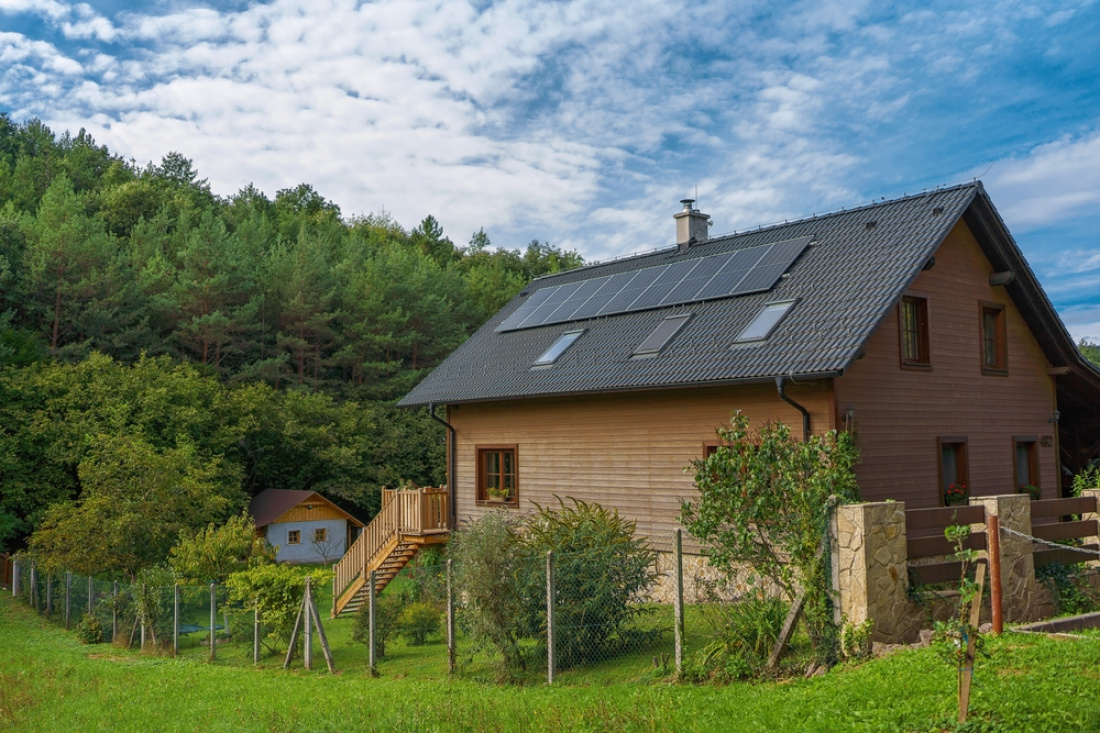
333 494 401 599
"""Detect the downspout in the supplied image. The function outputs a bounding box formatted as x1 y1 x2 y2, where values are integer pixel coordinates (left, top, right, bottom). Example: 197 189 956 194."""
429 403 457 528
776 376 810 442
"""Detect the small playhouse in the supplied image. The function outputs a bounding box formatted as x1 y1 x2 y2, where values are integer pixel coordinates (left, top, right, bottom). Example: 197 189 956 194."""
249 489 365 564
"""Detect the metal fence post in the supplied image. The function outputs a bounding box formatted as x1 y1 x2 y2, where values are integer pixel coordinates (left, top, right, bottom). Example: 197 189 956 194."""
210 582 217 661
87 576 94 616
546 550 556 685
173 584 180 657
253 607 260 664
30 562 38 612
304 577 313 671
368 570 377 675
140 584 146 648
111 581 118 641
65 571 72 630
674 528 684 675
46 573 53 616
446 558 455 675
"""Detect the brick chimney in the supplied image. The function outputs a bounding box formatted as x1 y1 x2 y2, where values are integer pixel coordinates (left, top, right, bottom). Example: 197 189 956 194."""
674 199 709 252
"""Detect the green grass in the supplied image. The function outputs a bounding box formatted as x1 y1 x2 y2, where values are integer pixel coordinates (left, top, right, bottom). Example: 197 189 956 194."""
4 593 1100 732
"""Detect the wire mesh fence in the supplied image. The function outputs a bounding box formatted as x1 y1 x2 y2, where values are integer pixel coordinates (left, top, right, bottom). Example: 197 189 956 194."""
6 532 824 684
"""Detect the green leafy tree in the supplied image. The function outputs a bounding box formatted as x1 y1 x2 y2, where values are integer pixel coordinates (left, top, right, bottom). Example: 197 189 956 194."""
682 412 860 664
1081 339 1100 369
169 512 274 584
226 564 331 653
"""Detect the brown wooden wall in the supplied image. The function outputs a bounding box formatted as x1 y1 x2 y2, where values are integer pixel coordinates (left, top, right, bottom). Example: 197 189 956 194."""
835 219 1058 508
448 381 833 542
275 502 350 525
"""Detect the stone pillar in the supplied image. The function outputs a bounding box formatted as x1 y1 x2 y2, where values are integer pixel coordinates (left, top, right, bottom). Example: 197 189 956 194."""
1081 490 1100 571
969 494 1038 623
832 501 913 643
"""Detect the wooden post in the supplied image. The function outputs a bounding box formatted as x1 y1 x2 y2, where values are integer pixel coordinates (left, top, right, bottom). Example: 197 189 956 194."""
306 587 336 674
283 604 304 669
65 571 71 630
111 581 118 641
253 607 260 665
987 515 1003 635
87 576 94 616
368 570 377 675
209 582 217 661
958 559 987 724
173 584 180 657
446 558 456 675
546 550 556 685
304 577 314 671
673 529 684 675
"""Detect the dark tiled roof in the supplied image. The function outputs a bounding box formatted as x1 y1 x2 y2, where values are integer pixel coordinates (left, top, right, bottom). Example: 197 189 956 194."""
398 183 990 406
249 489 364 528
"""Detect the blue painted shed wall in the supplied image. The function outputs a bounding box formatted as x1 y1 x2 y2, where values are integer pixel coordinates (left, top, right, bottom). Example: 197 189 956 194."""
268 519 347 564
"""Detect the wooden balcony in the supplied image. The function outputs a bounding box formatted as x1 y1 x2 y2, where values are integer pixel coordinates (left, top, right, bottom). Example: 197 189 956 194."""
331 487 450 617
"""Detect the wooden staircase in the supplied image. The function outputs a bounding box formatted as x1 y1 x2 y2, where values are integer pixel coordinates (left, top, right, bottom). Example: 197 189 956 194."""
331 487 450 617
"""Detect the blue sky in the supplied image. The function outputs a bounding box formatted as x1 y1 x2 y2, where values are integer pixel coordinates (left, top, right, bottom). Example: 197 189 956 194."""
2 0 1099 342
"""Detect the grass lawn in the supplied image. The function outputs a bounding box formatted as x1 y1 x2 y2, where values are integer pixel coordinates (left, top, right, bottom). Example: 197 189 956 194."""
4 594 1100 731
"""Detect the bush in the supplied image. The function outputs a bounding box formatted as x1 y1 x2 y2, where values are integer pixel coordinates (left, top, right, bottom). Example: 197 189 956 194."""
226 564 331 654
351 590 405 658
398 601 441 645
75 612 104 644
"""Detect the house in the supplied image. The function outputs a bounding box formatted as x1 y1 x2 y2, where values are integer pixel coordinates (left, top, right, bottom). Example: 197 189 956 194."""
396 182 1100 548
249 489 364 564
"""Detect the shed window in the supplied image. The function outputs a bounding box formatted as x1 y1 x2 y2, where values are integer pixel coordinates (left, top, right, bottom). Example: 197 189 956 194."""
314 528 327 543
287 530 301 545
900 296 930 368
534 330 584 366
635 314 691 355
735 300 796 343
980 303 1007 374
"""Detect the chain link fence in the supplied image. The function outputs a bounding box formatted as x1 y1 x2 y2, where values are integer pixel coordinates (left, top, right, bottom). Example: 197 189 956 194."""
8 531 822 683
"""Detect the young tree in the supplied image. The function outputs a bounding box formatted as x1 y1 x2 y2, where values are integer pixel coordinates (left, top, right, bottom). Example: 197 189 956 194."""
169 512 273 584
681 412 860 663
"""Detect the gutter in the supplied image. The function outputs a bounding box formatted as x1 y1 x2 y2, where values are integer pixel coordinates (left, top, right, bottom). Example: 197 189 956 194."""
776 376 811 442
428 403 457 529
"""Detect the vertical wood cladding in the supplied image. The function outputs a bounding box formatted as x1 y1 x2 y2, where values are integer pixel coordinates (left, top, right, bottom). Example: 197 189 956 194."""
835 219 1057 508
276 503 352 525
449 381 832 541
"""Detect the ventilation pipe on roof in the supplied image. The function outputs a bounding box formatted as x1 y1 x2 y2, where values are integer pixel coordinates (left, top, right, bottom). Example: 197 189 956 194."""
776 376 810 442
675 199 710 252
429 403 457 529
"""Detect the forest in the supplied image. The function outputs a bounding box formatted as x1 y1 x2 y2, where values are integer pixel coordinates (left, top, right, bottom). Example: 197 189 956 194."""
0 115 582 558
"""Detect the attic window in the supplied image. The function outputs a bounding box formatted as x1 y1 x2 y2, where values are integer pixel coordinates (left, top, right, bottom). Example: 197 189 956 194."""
534 330 584 366
734 300 796 343
634 315 691 356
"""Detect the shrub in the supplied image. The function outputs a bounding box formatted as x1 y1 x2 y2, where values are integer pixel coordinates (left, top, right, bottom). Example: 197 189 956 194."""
351 590 404 658
75 612 103 644
1037 562 1100 616
682 591 788 682
398 601 441 645
226 564 331 654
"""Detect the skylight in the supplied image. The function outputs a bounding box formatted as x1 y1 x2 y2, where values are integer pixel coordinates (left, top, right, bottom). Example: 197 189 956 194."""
534 330 585 366
735 300 796 343
634 314 691 356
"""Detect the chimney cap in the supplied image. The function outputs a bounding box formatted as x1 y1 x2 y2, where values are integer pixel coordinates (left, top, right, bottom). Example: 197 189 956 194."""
680 198 695 212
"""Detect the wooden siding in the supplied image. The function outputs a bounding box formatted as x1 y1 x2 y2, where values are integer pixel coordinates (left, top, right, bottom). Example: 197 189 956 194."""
835 219 1057 508
275 502 350 525
448 381 833 542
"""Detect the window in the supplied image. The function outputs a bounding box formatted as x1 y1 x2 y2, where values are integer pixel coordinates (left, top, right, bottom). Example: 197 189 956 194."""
980 303 1007 374
287 530 301 545
1013 437 1039 497
313 528 327 543
938 438 969 506
533 330 584 367
735 300 796 343
477 446 518 504
635 314 691 356
899 296 930 368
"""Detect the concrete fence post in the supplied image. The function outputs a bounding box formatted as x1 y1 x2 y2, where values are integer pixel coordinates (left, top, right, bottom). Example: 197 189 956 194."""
111 581 118 641
30 562 38 612
87 576 94 615
12 558 19 597
970 494 1038 622
832 501 913 643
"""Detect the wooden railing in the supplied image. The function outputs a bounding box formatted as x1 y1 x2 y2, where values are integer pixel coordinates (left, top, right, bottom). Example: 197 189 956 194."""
1030 496 1099 567
332 487 450 600
905 505 987 585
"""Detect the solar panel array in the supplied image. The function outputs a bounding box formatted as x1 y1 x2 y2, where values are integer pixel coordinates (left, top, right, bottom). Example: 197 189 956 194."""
496 235 812 333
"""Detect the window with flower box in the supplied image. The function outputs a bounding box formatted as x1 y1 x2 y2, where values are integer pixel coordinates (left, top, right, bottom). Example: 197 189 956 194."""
938 437 969 506
477 446 518 505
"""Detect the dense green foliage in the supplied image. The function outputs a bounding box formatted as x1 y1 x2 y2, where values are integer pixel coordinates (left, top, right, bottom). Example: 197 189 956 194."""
450 500 656 678
682 412 860 665
169 513 274 584
226 564 331 653
0 115 582 557
1081 339 1100 369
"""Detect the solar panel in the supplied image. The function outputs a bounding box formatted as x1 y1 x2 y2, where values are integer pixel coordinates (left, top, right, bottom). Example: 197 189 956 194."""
496 235 810 332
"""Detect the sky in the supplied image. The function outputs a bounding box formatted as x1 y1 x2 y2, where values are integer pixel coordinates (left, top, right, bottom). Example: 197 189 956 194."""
1 0 1099 342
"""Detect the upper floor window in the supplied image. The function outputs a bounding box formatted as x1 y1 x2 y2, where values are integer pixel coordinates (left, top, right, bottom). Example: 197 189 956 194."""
980 303 1007 375
899 295 930 368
